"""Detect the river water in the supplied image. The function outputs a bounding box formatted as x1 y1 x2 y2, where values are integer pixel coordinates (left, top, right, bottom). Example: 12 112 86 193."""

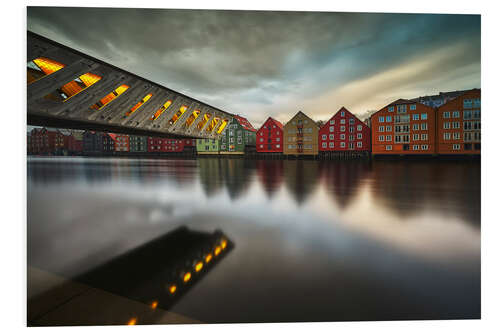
27 157 481 322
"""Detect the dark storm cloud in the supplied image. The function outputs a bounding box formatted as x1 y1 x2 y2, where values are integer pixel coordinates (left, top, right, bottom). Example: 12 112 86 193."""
27 7 480 126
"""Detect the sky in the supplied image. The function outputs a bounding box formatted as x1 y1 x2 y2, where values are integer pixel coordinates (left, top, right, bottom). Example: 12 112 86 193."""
27 7 481 127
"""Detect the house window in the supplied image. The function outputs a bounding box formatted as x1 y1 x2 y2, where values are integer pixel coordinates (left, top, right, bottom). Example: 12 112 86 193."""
413 145 420 150
444 122 451 129
386 135 392 141
340 119 346 124
379 135 384 141
386 125 392 131
443 112 450 118
340 126 345 132
276 144 280 148
340 134 345 140
330 120 335 125
322 134 327 140
453 122 460 129
357 125 362 131
349 118 355 124
357 142 362 148
388 106 394 112
464 111 473 120
397 105 407 113
386 145 392 150
322 142 327 148
421 113 428 120
340 142 346 148
453 144 461 150
378 116 385 123
329 134 334 140
412 114 419 121
422 145 428 150
410 104 417 110
341 111 345 117
357 133 362 139
329 126 334 132
413 124 419 131
421 123 428 130
444 133 451 140
453 132 460 140
413 134 419 141
379 126 385 132
386 116 392 122
276 137 280 142
329 142 334 148
421 134 428 140
452 111 460 118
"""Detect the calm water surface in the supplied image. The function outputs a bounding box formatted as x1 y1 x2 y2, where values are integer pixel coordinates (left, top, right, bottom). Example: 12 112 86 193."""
27 157 480 322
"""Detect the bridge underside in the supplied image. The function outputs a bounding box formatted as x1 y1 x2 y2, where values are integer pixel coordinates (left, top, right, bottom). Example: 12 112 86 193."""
27 31 234 139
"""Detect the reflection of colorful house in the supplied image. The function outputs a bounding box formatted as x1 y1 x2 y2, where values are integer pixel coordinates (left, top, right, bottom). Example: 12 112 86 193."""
256 159 284 198
283 159 319 205
283 111 319 156
196 139 220 155
219 116 256 154
318 107 371 154
256 117 284 153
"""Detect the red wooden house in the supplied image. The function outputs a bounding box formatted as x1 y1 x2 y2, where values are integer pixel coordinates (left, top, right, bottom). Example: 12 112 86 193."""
256 117 284 153
318 107 371 153
148 138 195 153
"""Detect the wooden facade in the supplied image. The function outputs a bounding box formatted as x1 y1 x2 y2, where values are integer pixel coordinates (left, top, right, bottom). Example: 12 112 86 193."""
283 111 319 156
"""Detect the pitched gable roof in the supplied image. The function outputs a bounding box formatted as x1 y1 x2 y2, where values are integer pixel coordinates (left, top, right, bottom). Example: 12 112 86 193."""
233 115 257 132
259 117 284 131
286 110 319 128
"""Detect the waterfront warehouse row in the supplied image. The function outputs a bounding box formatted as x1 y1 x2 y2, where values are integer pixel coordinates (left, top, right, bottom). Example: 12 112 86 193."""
27 88 480 157
28 129 195 156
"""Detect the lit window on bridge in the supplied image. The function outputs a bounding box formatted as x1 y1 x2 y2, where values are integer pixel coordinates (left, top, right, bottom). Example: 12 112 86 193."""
27 57 65 84
169 105 188 125
185 110 201 127
197 113 211 130
90 84 129 110
125 93 153 117
217 119 229 134
43 72 102 103
151 100 172 120
206 117 220 132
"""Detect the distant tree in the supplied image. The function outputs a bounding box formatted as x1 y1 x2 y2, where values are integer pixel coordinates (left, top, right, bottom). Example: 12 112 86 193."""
316 120 325 128
361 110 377 122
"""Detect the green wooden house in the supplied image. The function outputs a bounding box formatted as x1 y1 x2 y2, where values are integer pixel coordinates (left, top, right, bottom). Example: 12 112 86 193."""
196 138 221 154
219 115 257 154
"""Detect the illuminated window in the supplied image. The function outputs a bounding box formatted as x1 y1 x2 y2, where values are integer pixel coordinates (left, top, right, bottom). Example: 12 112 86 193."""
184 110 201 127
169 105 188 125
151 100 172 120
197 113 211 130
27 57 65 84
43 72 102 102
125 93 152 116
91 85 129 110
206 117 220 132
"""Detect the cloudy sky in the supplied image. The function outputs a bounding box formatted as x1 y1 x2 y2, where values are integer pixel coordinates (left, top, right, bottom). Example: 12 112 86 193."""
27 7 480 127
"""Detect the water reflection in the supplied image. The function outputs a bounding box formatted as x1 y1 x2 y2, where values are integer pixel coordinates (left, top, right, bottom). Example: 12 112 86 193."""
283 160 320 205
29 226 233 326
27 157 481 322
319 160 371 210
256 159 284 198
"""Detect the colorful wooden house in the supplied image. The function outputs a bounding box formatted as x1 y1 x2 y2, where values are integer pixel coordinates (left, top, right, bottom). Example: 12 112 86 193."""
219 116 256 154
